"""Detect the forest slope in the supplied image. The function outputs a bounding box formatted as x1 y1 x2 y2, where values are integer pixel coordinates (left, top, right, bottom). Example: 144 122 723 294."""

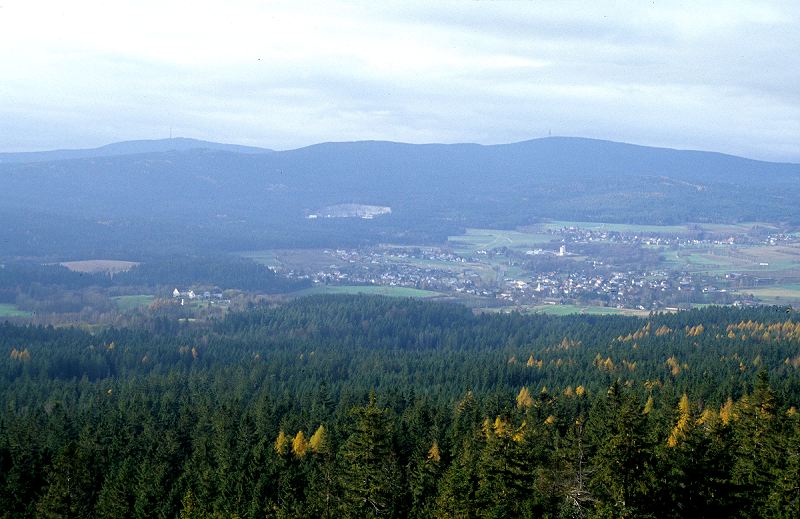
1 137 798 256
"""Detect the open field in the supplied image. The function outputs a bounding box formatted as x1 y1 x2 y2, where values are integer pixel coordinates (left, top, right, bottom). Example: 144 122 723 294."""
113 295 155 311
527 304 650 317
662 244 800 277
697 222 780 234
293 285 443 298
738 284 800 305
533 220 778 236
535 220 689 234
238 250 282 268
733 245 800 267
662 250 745 273
482 304 650 317
61 259 139 273
0 304 31 317
240 249 341 271
448 228 554 253
386 254 499 283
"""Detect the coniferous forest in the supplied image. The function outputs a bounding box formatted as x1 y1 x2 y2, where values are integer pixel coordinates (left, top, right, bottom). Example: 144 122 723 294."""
1 296 799 518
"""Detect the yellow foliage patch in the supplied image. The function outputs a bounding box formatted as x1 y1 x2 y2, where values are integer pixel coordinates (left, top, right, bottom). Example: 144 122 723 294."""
274 430 289 455
427 440 441 462
667 394 691 447
9 348 31 361
309 425 327 454
516 387 534 409
292 431 308 458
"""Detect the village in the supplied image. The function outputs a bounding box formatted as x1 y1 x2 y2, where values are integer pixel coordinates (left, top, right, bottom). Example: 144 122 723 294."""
275 244 749 311
247 220 800 311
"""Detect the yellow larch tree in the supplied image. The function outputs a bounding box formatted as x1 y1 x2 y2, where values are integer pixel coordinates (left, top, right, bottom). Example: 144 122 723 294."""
274 430 289 455
427 440 441 463
516 387 533 409
292 431 308 458
309 425 328 454
667 394 692 448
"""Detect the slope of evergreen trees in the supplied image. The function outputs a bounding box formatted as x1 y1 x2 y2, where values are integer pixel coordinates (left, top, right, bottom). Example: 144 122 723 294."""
0 296 798 517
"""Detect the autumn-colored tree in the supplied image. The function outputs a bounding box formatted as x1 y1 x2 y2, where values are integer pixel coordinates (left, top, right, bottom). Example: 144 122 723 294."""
274 430 289 456
291 431 308 458
667 394 692 448
309 425 329 455
516 386 533 409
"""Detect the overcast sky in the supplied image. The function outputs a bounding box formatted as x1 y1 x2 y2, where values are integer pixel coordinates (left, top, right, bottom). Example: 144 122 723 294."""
1 1 798 161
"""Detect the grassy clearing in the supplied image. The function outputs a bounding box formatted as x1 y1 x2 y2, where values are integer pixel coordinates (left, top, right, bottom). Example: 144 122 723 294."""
535 221 776 235
0 304 31 317
736 245 800 264
536 221 689 234
237 250 282 267
448 228 554 253
697 222 779 234
521 304 650 317
663 245 800 276
293 285 443 298
113 295 155 311
60 260 139 273
240 248 351 272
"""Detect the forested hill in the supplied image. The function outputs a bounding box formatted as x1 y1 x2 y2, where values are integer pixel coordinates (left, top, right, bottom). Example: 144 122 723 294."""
1 297 798 517
1 137 799 255
0 137 271 164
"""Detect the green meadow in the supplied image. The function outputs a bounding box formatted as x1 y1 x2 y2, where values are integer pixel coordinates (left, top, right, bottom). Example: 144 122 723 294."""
113 295 155 311
0 304 31 317
293 285 443 298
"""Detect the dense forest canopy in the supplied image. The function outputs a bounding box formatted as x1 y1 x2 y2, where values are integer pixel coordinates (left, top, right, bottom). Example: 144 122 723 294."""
1 296 798 517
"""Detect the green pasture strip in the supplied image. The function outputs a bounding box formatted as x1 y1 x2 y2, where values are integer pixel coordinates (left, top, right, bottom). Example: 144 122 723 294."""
237 250 282 267
293 285 443 298
448 228 554 253
536 221 689 234
0 304 32 317
536 220 777 235
740 284 800 303
113 295 155 311
524 304 650 317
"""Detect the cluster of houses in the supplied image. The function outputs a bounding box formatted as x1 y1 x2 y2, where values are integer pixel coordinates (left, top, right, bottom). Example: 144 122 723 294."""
172 288 224 306
272 223 800 311
525 245 568 256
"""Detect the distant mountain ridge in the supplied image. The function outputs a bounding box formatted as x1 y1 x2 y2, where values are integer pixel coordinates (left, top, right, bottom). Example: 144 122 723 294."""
1 136 798 256
2 136 796 166
0 137 272 164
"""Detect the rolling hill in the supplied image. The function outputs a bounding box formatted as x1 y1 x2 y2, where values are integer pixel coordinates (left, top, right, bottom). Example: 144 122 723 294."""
0 137 798 257
0 137 271 164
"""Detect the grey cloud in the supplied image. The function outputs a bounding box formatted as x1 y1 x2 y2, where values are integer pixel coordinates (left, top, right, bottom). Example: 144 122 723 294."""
0 1 797 162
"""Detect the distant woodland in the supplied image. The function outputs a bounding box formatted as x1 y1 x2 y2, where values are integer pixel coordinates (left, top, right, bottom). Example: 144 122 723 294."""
1 297 798 518
0 257 309 320
2 138 799 257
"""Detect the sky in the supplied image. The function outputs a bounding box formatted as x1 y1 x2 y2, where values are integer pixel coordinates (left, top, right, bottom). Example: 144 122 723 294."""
1 0 798 161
